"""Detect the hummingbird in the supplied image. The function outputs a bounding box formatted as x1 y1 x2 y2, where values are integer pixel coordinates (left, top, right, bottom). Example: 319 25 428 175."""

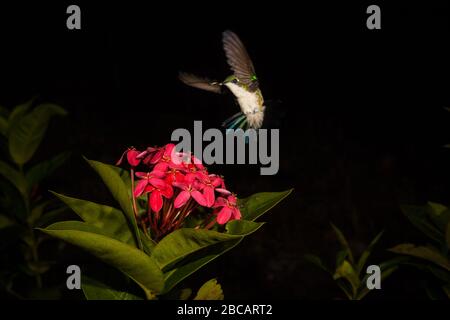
179 30 265 130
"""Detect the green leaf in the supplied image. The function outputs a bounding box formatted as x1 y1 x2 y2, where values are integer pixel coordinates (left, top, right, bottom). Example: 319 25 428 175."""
85 158 142 249
239 189 293 221
0 177 27 221
0 215 15 229
427 202 450 232
356 230 384 275
9 103 67 165
34 206 68 228
38 221 164 295
336 250 349 269
140 230 156 255
333 260 360 297
179 288 192 300
331 223 354 264
194 278 224 300
108 165 132 190
50 191 135 245
225 219 264 235
7 98 34 136
153 189 291 295
401 205 443 243
389 244 450 271
82 276 144 300
26 152 70 186
0 105 9 118
443 285 450 299
0 116 8 136
446 222 450 250
357 259 399 300
152 228 242 272
155 221 262 294
336 281 353 300
0 160 28 199
162 238 242 294
27 200 52 226
304 254 331 274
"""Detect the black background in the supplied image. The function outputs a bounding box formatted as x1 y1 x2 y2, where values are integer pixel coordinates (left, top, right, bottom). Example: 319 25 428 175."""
0 2 449 299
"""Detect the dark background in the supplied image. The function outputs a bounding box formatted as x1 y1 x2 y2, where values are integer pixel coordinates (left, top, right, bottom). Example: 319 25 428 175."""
0 2 449 298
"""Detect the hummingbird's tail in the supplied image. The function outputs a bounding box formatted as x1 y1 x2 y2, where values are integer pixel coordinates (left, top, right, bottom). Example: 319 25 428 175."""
222 112 247 130
223 112 255 144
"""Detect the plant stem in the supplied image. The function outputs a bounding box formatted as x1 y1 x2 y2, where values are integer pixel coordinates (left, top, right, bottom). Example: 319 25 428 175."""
204 218 217 230
28 225 43 289
130 169 149 239
19 164 43 289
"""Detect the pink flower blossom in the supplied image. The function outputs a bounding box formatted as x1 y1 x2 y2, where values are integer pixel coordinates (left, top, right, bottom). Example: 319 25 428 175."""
173 174 207 208
116 142 243 239
197 174 227 207
144 184 174 212
213 195 241 224
116 147 141 167
134 170 167 197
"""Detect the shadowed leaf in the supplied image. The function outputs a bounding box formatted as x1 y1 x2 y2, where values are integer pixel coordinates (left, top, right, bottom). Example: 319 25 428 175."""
9 103 66 165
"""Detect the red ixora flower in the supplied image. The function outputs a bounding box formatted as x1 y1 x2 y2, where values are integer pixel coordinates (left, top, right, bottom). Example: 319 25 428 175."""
134 170 167 197
116 147 141 167
213 195 241 224
173 174 207 208
144 184 173 212
116 142 242 240
197 174 229 207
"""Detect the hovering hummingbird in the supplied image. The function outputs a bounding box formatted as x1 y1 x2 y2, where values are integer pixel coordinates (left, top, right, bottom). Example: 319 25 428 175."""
179 30 265 130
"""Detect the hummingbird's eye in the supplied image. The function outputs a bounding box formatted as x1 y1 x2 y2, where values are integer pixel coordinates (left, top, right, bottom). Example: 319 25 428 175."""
231 79 238 84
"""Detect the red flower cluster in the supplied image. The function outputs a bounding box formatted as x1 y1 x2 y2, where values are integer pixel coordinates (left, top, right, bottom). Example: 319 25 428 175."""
117 144 241 239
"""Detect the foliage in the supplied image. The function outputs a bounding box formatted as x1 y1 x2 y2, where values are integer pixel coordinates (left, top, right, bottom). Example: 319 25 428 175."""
0 99 69 298
389 203 450 299
305 223 399 300
41 148 293 300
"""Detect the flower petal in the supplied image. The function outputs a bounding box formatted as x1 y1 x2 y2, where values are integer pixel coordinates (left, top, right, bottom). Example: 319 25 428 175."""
127 150 141 167
174 190 191 208
232 208 241 220
134 179 148 197
216 188 231 195
115 149 129 166
213 197 227 208
172 181 187 190
164 143 176 157
228 195 237 205
203 186 215 207
191 190 207 207
150 190 163 212
216 206 232 224
151 170 166 178
135 171 148 178
154 162 169 172
149 178 167 189
161 185 174 199
150 148 164 164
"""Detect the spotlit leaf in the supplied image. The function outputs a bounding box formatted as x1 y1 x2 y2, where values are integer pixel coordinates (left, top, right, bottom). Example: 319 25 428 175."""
50 191 135 245
85 158 142 249
238 189 293 221
38 221 164 295
194 278 224 300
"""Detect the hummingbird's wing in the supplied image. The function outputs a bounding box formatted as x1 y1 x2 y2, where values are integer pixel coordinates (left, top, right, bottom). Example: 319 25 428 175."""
178 72 222 94
222 30 259 92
